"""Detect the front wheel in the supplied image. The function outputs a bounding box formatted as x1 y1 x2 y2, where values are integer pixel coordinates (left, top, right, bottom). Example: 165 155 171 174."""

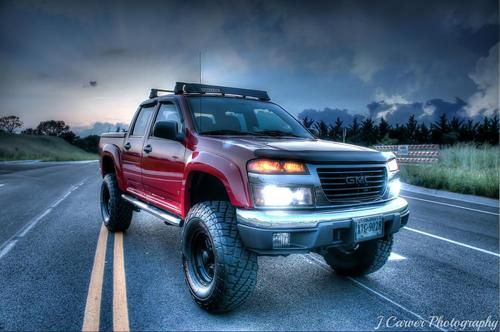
322 236 393 276
181 201 258 313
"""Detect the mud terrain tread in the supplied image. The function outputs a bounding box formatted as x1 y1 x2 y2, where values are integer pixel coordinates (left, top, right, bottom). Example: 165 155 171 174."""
183 201 258 312
364 236 393 274
323 236 393 276
102 173 133 232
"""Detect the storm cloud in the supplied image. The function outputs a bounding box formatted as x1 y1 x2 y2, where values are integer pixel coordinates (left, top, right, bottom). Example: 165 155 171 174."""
367 98 469 125
300 97 471 126
0 0 497 128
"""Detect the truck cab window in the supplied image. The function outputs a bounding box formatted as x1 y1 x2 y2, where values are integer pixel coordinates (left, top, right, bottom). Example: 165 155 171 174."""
131 107 154 136
153 103 183 135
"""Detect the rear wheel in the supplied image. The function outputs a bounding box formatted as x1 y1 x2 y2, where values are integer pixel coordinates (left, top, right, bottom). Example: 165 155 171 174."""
182 201 258 313
322 236 393 276
100 173 133 232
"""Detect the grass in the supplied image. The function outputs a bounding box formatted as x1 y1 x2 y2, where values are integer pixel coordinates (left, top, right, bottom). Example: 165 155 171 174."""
0 132 97 161
400 144 499 198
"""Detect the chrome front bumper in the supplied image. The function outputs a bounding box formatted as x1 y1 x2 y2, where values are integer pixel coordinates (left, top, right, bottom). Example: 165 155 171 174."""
236 197 409 228
236 197 409 255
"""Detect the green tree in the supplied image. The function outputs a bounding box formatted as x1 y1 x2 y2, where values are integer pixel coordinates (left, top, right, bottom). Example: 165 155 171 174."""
302 116 314 129
314 120 329 138
330 117 343 141
431 113 449 144
488 115 499 145
60 131 77 144
378 117 390 140
0 115 23 133
347 117 360 143
416 123 430 143
405 114 418 143
74 135 100 154
389 124 406 144
21 128 39 135
36 120 70 136
477 117 490 144
459 120 477 142
360 118 378 146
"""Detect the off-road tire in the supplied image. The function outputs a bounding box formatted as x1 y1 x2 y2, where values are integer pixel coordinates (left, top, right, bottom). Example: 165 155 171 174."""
322 236 393 276
100 173 133 232
182 201 258 313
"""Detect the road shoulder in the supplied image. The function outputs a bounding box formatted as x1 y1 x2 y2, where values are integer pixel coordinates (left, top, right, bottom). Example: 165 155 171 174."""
401 182 498 208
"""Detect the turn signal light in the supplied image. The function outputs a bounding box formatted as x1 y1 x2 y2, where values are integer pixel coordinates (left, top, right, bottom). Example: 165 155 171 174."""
247 159 308 174
387 158 399 172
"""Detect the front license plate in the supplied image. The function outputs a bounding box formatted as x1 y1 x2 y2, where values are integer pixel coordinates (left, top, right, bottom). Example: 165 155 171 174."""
353 216 384 242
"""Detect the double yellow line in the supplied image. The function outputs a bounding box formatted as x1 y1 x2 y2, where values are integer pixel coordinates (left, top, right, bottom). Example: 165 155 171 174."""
82 224 129 332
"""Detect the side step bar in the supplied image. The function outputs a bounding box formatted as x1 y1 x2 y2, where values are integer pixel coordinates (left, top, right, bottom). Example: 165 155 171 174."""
121 194 182 226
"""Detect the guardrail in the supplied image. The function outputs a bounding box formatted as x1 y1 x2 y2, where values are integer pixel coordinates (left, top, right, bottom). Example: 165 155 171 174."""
373 144 440 164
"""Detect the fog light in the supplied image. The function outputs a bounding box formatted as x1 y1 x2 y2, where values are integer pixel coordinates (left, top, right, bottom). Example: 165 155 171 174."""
272 232 290 248
389 179 401 198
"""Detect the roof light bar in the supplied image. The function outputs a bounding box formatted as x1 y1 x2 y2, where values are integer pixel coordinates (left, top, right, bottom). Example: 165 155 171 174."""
174 82 270 101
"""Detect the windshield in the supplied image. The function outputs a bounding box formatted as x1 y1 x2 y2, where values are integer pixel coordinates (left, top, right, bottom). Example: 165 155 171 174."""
187 96 312 138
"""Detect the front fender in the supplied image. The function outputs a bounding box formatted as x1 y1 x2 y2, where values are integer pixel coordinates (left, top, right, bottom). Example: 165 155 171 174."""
183 151 251 217
100 144 126 191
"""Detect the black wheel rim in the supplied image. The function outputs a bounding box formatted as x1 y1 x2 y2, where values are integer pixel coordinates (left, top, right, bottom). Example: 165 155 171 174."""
101 183 111 220
190 229 215 286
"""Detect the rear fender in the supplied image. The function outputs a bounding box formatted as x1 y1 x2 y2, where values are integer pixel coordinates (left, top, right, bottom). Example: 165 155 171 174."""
100 144 126 191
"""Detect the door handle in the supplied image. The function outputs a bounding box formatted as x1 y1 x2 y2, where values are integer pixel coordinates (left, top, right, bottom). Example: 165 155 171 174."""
143 144 152 153
124 142 131 150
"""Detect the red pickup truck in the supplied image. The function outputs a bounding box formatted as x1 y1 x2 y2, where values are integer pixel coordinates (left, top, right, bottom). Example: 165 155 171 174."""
99 82 409 312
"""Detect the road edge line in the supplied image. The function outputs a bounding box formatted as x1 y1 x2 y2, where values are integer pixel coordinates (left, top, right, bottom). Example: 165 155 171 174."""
0 179 87 259
303 254 447 332
113 232 130 332
401 183 499 208
401 195 499 216
82 223 109 332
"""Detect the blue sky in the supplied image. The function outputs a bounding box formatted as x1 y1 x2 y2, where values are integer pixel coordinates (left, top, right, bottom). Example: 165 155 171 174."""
0 0 498 131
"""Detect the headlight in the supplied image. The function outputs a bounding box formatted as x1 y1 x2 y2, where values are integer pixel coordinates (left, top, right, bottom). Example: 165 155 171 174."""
387 158 399 172
388 179 401 198
252 185 313 207
248 159 308 174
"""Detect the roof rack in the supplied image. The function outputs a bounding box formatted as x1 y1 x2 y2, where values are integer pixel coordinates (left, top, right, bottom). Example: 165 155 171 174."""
173 82 270 101
149 88 174 99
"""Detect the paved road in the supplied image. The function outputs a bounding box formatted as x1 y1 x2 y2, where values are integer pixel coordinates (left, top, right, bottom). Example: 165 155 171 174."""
0 162 498 331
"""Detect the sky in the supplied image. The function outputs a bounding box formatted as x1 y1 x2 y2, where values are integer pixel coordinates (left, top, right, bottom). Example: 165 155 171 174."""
0 0 498 133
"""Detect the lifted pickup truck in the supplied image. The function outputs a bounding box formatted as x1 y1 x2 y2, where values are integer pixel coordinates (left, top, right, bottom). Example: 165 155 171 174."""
99 82 409 313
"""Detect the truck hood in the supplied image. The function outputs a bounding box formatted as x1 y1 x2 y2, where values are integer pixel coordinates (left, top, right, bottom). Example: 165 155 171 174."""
219 137 388 164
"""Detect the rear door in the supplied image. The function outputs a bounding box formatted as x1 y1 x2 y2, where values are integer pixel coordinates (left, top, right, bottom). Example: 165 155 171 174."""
122 104 156 195
141 100 186 214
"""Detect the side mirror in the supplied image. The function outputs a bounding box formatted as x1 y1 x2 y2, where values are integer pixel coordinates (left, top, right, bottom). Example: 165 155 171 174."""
153 121 180 141
308 128 319 137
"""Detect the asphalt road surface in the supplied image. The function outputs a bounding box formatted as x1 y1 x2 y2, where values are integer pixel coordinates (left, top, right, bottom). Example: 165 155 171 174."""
0 161 498 331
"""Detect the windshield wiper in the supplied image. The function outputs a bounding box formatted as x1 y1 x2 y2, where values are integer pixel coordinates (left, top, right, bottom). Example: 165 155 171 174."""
200 129 260 136
253 130 302 138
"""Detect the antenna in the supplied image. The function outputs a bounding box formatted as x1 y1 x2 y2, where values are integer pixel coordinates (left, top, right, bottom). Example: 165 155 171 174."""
199 51 202 132
199 51 202 84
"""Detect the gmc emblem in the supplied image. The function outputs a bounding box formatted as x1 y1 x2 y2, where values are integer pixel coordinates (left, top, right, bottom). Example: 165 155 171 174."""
345 176 367 185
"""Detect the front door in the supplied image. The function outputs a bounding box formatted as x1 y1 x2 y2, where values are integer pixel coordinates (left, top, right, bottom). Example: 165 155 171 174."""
141 101 186 214
122 105 156 194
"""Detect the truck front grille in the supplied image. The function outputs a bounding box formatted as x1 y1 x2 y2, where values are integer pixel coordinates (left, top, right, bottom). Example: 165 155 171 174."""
317 166 387 204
